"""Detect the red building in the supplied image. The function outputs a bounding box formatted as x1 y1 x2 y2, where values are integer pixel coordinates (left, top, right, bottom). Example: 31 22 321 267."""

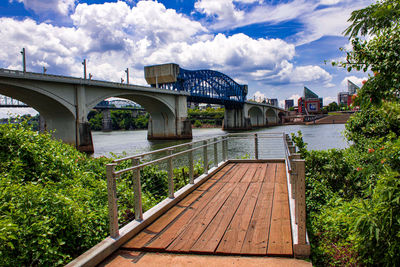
298 87 323 114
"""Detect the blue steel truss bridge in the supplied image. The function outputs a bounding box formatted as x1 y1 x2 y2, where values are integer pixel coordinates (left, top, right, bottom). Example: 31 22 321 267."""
144 63 247 107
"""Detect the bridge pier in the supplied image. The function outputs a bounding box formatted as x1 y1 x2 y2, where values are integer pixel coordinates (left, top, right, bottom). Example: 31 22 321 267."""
223 107 251 130
102 109 112 132
147 95 192 140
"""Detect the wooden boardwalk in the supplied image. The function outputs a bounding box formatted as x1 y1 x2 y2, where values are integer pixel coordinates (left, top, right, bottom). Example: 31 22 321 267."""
107 162 292 260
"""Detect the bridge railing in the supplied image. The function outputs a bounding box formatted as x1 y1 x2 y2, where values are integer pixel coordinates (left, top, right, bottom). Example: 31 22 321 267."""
284 134 310 257
105 132 285 238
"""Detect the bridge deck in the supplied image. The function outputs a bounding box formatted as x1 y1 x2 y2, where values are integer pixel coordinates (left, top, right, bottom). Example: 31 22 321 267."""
104 162 292 265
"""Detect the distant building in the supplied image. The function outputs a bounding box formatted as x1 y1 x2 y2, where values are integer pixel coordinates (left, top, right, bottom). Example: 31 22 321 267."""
348 80 358 95
337 80 360 107
338 92 350 106
267 98 278 107
285 99 294 110
298 87 323 114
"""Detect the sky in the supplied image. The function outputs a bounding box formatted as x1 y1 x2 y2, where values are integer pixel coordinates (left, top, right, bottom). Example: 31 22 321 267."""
0 0 373 117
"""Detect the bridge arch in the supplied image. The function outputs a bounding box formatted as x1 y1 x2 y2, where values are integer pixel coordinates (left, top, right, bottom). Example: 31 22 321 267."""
0 81 76 145
87 92 181 139
248 106 264 127
266 108 278 125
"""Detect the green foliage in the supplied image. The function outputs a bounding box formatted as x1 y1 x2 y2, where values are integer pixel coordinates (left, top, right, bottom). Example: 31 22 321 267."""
188 107 224 126
193 120 202 128
0 121 112 266
344 0 400 37
87 110 149 131
0 121 206 266
326 101 339 112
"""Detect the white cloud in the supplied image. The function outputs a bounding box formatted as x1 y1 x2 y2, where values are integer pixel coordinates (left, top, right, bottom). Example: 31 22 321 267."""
340 75 367 89
0 0 336 97
195 0 244 22
252 91 266 102
194 0 372 45
11 0 76 16
294 1 373 45
324 96 336 104
262 61 332 85
145 33 296 85
0 18 89 76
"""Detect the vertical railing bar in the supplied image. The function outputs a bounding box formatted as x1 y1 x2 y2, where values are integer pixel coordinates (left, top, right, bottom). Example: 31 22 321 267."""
214 137 218 167
254 133 259 160
225 136 229 160
132 158 143 221
203 140 208 174
167 149 174 198
189 143 194 184
222 136 226 161
295 159 306 245
106 163 119 238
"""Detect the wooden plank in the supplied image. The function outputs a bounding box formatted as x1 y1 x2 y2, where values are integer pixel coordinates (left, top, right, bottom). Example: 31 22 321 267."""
239 164 258 183
190 182 249 253
144 179 229 250
177 190 202 207
251 163 267 183
240 164 277 255
220 163 250 184
165 178 240 252
267 164 292 256
215 182 262 254
209 163 236 180
263 163 277 183
122 206 185 249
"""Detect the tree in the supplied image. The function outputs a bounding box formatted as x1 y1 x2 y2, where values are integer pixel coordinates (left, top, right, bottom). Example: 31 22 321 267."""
337 0 400 107
344 0 400 37
327 101 339 111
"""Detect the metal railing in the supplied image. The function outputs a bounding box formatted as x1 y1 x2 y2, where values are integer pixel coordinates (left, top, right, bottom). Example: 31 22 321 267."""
283 133 309 256
105 132 285 238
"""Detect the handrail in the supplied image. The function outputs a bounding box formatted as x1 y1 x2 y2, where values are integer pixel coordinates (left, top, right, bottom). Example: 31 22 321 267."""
105 133 286 238
114 139 222 175
113 137 215 163
283 134 292 173
283 133 310 257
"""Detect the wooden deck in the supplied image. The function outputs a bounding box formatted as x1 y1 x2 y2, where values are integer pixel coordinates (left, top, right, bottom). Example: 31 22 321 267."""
108 162 292 262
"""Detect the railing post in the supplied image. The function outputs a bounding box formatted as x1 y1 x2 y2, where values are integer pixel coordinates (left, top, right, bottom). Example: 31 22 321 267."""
214 137 218 167
189 144 194 184
222 136 227 162
294 159 306 244
106 163 119 238
290 154 301 201
289 143 296 154
254 133 259 160
224 136 228 160
293 158 310 257
167 149 174 198
203 140 208 174
132 158 143 221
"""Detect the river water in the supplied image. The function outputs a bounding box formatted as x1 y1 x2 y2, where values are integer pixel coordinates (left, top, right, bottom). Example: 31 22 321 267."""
92 124 347 158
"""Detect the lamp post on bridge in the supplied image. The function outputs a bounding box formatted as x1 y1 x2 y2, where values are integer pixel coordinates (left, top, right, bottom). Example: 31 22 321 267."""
20 48 26 73
82 59 87 79
125 68 129 84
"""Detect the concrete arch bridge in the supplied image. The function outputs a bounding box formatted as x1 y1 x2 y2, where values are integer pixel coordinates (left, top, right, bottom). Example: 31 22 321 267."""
0 65 285 153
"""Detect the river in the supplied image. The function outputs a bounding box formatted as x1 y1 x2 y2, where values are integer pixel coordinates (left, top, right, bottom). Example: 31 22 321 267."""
92 124 347 158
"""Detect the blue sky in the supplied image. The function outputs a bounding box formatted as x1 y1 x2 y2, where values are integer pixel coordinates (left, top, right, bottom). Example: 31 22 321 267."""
0 0 373 116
